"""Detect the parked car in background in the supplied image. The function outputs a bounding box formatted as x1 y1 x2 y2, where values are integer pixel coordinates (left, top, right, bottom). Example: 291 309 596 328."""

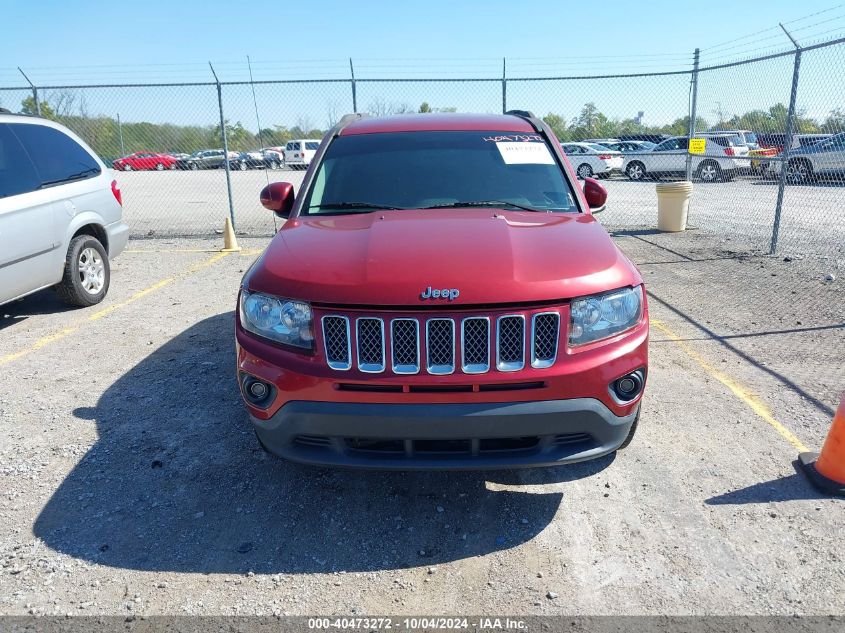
167 152 190 161
112 151 177 171
753 133 832 177
584 138 620 145
560 142 623 179
618 134 669 144
261 147 285 167
284 139 320 169
623 133 749 182
181 149 238 170
709 129 759 149
1 112 128 307
601 140 656 153
773 131 845 183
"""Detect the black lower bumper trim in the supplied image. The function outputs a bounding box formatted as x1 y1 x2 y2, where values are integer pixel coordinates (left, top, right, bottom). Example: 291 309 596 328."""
251 398 638 470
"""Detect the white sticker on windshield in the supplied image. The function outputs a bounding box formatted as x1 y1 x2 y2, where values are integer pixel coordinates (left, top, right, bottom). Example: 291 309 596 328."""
495 141 555 165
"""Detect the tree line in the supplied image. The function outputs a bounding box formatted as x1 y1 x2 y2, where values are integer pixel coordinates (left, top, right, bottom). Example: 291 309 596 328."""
12 93 845 161
543 102 845 141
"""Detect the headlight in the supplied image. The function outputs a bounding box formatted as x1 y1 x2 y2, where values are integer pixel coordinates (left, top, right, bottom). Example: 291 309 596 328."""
569 285 643 346
239 291 314 350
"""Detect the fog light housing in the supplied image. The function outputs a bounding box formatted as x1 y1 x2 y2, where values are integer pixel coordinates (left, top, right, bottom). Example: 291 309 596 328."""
240 373 275 409
610 369 645 404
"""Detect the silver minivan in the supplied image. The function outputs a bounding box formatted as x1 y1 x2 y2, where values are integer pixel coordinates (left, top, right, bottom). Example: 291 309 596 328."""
0 111 128 307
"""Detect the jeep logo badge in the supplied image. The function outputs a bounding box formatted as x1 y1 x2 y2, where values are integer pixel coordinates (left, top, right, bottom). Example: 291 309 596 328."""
420 286 460 301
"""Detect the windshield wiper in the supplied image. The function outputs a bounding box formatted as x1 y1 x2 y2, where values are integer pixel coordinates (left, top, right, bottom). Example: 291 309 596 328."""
308 202 405 213
40 167 100 188
419 200 542 212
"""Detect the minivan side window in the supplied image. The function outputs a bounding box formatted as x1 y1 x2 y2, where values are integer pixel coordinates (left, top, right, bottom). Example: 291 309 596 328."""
0 124 42 198
10 123 101 188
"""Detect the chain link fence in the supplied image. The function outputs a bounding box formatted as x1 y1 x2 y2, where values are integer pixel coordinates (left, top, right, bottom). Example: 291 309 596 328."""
1 40 844 266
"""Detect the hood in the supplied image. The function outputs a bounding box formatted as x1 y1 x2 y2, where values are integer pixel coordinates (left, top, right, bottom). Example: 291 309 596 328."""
245 209 641 306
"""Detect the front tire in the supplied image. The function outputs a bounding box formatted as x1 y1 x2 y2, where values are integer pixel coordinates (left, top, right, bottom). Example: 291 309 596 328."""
239 162 247 171
787 158 814 184
55 235 110 307
123 164 132 171
626 161 646 181
190 162 199 171
697 160 722 182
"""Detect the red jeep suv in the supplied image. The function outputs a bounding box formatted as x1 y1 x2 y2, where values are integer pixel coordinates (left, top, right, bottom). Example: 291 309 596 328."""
236 111 648 469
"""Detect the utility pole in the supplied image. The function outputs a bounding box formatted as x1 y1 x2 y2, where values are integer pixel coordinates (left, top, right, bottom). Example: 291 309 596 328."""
349 58 357 113
17 67 40 116
502 58 507 114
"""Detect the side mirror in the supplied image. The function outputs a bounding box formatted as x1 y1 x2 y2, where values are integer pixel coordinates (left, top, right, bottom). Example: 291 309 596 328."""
260 181 295 218
583 177 607 212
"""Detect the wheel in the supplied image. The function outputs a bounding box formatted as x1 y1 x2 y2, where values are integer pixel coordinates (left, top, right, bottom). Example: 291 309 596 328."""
55 235 110 307
239 161 247 171
270 160 280 170
576 163 593 179
155 162 164 171
190 162 199 170
123 164 132 171
626 161 646 181
618 409 640 450
169 163 176 170
697 160 722 182
786 158 813 184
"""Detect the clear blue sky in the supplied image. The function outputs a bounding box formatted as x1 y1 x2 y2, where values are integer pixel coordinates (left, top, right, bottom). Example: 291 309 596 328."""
1 0 843 132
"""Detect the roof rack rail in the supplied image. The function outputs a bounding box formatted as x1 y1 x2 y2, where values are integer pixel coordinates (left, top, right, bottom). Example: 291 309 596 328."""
331 112 370 137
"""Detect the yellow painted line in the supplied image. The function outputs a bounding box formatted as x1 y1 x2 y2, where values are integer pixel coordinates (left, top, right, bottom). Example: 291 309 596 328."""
0 252 232 367
126 248 264 255
650 318 810 453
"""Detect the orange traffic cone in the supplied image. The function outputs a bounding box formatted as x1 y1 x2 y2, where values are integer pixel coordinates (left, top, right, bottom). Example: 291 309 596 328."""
798 394 845 497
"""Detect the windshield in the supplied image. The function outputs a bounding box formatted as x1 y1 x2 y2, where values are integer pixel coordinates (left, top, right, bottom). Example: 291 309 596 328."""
302 130 578 215
586 143 611 152
744 131 757 144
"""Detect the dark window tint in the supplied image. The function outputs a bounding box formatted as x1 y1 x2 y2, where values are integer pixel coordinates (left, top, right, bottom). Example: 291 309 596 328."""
0 124 42 198
10 123 100 187
305 141 319 150
303 130 577 214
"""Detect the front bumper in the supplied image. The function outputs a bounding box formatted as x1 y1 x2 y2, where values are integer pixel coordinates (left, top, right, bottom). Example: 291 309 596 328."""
251 398 638 470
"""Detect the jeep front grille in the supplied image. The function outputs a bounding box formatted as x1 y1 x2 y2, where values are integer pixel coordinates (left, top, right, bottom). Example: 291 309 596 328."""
320 310 561 375
426 318 455 375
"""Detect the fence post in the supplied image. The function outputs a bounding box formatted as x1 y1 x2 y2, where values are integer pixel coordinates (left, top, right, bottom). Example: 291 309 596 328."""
771 25 802 255
117 112 125 157
209 62 237 233
349 58 357 113
685 48 700 182
17 67 40 116
502 58 507 114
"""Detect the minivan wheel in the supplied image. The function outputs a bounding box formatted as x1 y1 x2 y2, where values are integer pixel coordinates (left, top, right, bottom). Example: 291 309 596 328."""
626 161 646 181
577 163 593 179
697 160 721 182
56 235 110 307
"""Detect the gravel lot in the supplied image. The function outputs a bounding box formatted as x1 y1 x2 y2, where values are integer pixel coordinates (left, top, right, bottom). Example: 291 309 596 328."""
0 228 842 616
115 168 845 264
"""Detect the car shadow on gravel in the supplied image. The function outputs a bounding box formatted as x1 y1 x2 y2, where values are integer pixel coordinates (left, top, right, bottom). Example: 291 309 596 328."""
33 312 612 574
1 290 76 330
